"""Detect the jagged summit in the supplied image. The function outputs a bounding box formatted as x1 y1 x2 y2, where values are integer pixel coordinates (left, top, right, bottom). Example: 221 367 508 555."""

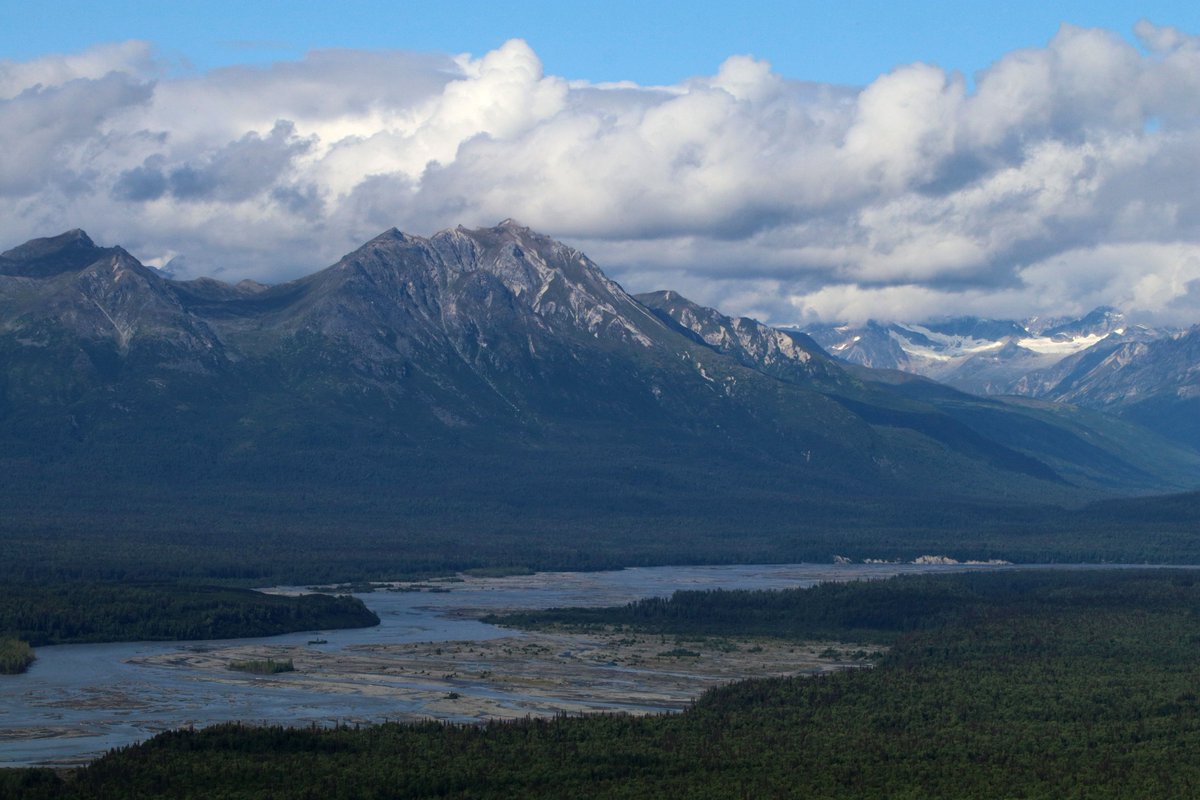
373 227 406 242
1043 306 1126 340
294 222 658 353
637 289 846 387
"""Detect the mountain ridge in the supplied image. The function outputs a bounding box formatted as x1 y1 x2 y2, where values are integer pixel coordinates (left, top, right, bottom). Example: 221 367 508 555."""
2 223 1198 529
800 309 1155 397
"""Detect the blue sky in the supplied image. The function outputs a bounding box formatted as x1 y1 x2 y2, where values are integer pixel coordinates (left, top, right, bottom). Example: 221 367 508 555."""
6 0 1198 86
4 3 1200 325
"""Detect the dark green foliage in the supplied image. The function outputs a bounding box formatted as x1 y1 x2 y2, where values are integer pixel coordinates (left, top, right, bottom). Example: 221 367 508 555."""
0 584 378 646
0 637 34 674
14 570 1200 798
489 575 986 642
0 768 62 798
5 483 1200 589
657 647 701 658
228 658 295 675
492 568 1200 642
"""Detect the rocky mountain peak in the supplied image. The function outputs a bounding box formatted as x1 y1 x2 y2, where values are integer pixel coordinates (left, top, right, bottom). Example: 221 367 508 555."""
2 228 94 258
375 227 406 242
0 228 114 279
1044 306 1126 339
637 289 844 385
343 227 410 260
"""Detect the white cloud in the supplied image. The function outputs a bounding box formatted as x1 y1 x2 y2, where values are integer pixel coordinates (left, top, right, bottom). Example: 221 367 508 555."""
1019 243 1200 323
0 40 158 100
4 26 1200 327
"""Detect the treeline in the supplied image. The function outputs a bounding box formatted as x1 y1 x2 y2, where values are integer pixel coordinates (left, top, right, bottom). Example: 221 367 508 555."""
3 410 1200 588
0 583 378 647
489 576 985 641
490 568 1200 642
4 485 1200 587
10 569 1200 797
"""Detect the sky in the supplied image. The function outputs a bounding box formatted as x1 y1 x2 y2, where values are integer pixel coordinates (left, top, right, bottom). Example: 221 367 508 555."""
4 2 1200 327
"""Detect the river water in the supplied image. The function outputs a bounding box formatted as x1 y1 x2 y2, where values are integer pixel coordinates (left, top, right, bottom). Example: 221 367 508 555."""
1 562 1013 767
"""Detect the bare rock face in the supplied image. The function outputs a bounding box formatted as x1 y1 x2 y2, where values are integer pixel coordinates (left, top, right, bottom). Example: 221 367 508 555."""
636 290 848 389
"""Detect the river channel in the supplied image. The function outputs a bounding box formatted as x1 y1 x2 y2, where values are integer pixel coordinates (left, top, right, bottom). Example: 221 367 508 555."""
1 562 1012 767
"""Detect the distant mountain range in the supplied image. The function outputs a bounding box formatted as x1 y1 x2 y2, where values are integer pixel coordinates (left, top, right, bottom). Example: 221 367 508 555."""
802 307 1154 395
2 223 1198 552
802 309 1199 449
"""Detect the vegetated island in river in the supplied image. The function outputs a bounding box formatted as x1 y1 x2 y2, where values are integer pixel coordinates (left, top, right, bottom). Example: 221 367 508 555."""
0 637 35 674
8 568 1200 798
0 583 378 673
227 657 296 675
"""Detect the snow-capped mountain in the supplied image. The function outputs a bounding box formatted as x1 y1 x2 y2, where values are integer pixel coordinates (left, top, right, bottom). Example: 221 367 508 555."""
802 309 1163 396
1012 326 1200 449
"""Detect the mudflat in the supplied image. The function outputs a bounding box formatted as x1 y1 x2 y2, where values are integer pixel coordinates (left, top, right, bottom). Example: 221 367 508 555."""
131 629 881 721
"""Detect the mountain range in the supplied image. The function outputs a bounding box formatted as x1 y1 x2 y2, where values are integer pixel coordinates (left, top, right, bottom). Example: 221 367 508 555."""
802 309 1200 449
2 223 1199 574
802 308 1150 394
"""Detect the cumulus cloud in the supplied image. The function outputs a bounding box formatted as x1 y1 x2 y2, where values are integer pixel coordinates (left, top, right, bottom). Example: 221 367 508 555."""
4 25 1200 327
0 40 159 100
112 120 316 203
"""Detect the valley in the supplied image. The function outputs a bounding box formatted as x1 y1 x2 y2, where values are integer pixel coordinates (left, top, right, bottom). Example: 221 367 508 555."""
4 224 1200 795
8 14 1200 797
10 568 1200 798
0 563 960 768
